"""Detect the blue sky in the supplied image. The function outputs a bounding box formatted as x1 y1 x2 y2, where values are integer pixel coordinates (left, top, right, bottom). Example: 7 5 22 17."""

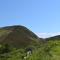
0 0 60 38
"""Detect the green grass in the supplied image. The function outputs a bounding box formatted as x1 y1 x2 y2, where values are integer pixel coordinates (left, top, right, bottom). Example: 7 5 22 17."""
0 39 60 60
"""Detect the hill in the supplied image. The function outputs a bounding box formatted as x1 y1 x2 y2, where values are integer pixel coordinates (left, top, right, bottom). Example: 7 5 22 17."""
45 35 60 41
0 25 40 48
1 25 60 60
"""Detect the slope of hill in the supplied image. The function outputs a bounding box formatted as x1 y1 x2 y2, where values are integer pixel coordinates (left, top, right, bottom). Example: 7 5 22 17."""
1 25 60 60
45 35 60 41
28 35 60 60
0 25 40 48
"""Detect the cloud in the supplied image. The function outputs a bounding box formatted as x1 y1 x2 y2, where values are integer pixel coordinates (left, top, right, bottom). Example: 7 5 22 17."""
35 32 60 38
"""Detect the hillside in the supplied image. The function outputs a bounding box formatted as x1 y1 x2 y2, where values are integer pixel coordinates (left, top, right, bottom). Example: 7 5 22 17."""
28 35 60 60
46 35 60 41
0 25 40 48
0 25 60 60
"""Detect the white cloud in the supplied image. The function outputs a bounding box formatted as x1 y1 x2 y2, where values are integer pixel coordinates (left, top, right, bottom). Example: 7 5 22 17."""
35 32 60 38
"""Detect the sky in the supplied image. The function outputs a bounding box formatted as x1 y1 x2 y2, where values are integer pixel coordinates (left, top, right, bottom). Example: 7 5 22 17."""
0 0 60 38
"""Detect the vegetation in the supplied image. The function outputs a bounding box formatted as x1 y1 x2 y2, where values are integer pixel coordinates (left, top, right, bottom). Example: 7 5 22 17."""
0 25 60 60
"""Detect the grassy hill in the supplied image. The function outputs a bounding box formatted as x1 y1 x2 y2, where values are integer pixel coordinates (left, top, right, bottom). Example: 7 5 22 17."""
46 35 60 41
29 36 60 60
0 25 60 60
0 25 40 48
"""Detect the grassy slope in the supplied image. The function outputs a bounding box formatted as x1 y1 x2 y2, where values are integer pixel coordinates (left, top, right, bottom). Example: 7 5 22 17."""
0 25 40 48
4 37 58 60
28 36 60 60
0 25 60 60
7 38 60 60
